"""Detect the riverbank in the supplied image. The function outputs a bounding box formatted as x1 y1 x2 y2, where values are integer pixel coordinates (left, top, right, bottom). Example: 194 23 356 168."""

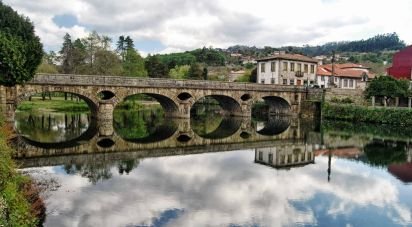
17 97 89 113
322 103 412 125
0 117 44 226
17 97 161 113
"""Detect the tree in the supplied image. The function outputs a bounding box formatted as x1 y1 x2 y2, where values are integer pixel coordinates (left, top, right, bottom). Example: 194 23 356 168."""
116 35 126 61
82 31 101 68
72 38 87 73
365 75 411 105
93 50 123 75
250 67 257 82
169 65 190 79
59 33 74 73
0 2 43 85
37 56 58 74
145 55 168 78
125 36 134 50
202 67 208 80
188 63 203 80
122 48 147 77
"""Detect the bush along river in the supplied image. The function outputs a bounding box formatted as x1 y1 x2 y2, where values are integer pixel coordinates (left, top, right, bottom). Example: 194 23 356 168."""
10 96 412 227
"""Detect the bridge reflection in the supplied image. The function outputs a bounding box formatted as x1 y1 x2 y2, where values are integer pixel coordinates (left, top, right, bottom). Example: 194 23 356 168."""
13 115 321 167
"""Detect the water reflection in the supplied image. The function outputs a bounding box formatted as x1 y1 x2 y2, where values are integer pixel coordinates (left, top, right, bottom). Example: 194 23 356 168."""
13 109 412 226
15 111 90 143
114 109 177 143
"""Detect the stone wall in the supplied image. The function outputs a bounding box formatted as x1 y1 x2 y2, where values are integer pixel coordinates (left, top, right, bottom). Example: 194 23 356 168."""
0 86 6 116
324 88 366 105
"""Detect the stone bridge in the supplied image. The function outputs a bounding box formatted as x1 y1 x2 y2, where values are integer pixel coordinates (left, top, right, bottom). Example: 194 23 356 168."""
13 117 321 168
0 74 323 123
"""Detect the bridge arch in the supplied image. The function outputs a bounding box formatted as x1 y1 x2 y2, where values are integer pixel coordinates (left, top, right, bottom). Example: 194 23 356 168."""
192 95 243 117
15 87 99 115
118 92 180 118
261 96 291 116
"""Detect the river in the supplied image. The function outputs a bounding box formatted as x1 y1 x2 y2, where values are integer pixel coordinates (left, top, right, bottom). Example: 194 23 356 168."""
12 105 412 227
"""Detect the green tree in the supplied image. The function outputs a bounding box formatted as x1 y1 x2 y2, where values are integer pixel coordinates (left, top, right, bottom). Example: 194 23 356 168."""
82 31 101 69
122 48 147 77
145 55 168 78
202 67 208 80
169 65 190 79
93 50 123 75
116 35 126 62
250 67 257 82
0 2 43 85
37 56 58 74
59 33 74 73
72 38 87 74
188 63 204 79
365 75 411 105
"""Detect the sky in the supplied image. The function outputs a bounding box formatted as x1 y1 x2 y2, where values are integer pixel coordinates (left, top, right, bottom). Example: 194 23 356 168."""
3 0 412 55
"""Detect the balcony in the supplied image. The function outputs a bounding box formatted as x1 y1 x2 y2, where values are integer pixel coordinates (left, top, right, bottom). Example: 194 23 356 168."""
295 71 304 77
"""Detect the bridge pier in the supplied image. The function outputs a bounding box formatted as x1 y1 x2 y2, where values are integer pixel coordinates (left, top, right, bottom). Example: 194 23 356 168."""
97 102 114 136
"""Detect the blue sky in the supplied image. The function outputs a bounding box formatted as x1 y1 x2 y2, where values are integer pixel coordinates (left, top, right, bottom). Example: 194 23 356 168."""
4 0 412 55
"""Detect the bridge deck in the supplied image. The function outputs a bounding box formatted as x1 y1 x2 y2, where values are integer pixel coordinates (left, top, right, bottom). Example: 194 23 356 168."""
30 74 318 92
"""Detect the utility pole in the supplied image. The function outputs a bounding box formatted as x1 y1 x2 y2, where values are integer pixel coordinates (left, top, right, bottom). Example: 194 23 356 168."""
327 149 332 182
329 51 336 87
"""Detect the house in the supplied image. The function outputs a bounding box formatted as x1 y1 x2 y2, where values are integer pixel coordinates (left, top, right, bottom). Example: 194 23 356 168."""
387 45 412 80
254 145 315 169
316 63 375 89
256 52 318 86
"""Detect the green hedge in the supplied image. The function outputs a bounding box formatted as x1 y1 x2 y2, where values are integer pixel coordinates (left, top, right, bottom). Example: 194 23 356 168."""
323 104 412 125
0 115 37 226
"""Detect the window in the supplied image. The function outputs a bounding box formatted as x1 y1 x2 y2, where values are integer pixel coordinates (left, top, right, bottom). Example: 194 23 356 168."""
283 62 288 71
310 65 315 73
269 153 273 164
297 63 302 72
271 62 276 72
271 78 275 84
344 79 348 87
287 154 292 163
260 63 265 73
349 79 354 87
283 79 288 85
290 79 294 85
260 79 265 84
321 76 325 81
290 63 295 72
304 64 309 73
335 77 338 82
258 152 263 161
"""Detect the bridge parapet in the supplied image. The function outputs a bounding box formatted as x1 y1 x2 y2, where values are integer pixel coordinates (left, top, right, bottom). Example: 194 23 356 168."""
30 74 317 93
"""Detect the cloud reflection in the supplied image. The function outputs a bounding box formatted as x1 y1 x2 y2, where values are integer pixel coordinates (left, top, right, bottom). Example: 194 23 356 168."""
29 150 412 227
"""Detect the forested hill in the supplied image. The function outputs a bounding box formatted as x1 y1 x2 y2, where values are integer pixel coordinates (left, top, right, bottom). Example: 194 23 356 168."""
226 33 406 57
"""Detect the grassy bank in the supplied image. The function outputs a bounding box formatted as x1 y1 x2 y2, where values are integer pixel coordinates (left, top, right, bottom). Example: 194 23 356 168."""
17 97 89 113
323 103 412 125
0 117 41 226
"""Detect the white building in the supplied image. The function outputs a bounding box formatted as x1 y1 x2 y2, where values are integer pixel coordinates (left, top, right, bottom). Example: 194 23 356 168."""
254 145 315 169
256 53 318 86
316 63 375 89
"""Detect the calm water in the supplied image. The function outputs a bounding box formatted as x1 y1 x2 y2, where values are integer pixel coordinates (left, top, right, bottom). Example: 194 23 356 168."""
13 108 412 227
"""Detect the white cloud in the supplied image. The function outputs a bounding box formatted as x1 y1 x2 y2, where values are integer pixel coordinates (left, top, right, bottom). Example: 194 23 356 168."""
28 150 412 227
3 0 412 53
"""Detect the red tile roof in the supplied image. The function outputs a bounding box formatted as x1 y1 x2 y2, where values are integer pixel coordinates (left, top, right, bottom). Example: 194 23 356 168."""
317 64 375 79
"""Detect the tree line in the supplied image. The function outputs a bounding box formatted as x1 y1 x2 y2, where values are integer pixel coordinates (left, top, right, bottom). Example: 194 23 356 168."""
225 33 406 58
39 32 230 80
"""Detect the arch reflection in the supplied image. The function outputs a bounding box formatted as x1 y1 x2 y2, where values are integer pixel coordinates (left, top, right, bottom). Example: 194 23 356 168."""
255 116 291 136
113 108 178 144
191 114 242 139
